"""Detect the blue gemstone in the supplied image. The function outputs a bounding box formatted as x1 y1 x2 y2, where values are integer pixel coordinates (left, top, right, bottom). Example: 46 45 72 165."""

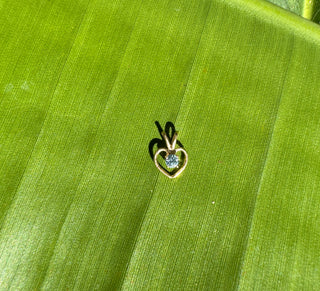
165 154 179 168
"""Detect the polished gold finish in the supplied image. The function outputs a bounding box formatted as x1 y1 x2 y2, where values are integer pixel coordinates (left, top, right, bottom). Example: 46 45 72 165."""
154 131 188 179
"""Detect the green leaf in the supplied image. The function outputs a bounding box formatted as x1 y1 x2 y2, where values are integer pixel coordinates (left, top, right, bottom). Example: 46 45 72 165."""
0 0 319 289
268 0 304 15
266 0 320 23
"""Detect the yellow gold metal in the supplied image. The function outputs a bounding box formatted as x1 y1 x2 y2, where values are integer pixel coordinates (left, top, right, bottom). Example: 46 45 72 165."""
154 131 188 179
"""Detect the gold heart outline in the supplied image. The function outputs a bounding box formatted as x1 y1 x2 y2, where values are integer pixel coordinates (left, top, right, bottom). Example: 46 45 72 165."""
154 148 188 179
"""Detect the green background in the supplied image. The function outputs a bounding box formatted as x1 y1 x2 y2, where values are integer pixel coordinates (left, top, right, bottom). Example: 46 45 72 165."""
0 0 320 289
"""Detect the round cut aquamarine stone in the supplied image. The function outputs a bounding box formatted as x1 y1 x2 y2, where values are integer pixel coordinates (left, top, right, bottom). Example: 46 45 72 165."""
165 154 179 168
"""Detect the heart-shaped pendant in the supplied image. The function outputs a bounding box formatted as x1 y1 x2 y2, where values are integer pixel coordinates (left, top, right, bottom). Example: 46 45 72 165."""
153 130 188 179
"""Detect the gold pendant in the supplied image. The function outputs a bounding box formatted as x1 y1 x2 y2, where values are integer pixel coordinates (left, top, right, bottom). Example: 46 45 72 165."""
154 131 188 179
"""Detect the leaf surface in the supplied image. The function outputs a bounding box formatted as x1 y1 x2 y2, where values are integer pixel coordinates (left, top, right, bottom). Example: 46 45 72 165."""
0 0 319 289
